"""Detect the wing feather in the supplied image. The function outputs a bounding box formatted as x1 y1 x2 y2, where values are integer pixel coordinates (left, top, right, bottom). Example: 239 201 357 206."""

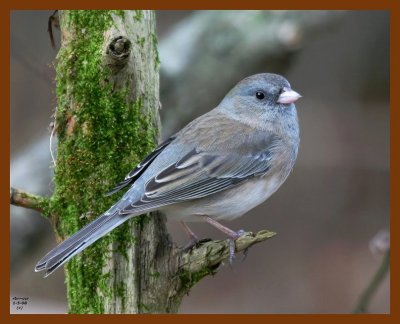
118 145 275 215
104 136 175 196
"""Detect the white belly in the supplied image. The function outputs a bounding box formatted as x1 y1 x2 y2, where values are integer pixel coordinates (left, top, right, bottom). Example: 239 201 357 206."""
162 175 282 222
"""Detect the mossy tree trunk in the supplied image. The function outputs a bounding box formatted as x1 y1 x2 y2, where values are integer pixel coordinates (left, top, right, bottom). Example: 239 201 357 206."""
11 9 276 314
51 10 165 313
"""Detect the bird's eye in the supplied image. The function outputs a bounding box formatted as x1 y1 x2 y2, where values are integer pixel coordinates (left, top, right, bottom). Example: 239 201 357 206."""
255 91 265 100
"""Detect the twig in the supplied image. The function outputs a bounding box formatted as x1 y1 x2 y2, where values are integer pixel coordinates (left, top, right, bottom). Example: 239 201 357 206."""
353 250 390 313
10 187 50 214
49 118 57 167
179 230 276 275
48 10 59 49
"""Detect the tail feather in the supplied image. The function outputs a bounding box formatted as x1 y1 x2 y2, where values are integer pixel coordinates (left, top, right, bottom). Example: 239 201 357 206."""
35 212 130 277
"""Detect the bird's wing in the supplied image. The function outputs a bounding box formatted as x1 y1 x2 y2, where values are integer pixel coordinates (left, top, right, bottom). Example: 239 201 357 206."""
118 134 279 215
105 136 176 196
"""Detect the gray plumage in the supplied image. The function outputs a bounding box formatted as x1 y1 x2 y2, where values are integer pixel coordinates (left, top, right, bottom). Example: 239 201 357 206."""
35 73 301 277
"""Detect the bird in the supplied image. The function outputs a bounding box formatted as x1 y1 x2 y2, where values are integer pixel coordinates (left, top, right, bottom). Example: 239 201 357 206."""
35 73 301 277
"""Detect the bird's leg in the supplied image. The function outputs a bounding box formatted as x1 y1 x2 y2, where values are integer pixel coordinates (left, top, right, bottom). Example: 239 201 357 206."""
180 221 200 252
203 216 246 264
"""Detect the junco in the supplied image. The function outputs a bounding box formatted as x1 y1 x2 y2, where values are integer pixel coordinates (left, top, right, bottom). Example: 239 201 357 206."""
35 73 301 277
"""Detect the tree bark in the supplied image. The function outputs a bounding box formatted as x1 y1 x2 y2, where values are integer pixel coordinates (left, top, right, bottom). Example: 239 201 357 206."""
52 10 162 313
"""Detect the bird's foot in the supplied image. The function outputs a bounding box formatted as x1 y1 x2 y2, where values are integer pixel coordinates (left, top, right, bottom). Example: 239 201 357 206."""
182 237 212 252
201 216 249 265
228 229 246 265
241 247 249 263
182 235 199 252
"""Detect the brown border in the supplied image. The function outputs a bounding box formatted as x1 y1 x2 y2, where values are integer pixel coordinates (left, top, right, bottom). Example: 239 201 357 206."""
2 0 398 323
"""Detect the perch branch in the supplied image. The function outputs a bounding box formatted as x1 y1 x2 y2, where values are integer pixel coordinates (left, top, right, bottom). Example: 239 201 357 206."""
10 187 49 214
353 250 390 313
179 230 276 274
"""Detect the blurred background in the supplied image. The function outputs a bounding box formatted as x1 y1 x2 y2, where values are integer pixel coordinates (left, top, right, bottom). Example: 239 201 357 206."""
10 10 390 313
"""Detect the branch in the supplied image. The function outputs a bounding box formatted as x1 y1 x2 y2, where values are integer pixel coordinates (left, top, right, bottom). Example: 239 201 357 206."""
178 230 276 282
353 250 390 313
10 187 50 214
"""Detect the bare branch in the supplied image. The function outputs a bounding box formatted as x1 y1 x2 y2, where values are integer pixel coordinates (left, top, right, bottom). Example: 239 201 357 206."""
10 187 50 214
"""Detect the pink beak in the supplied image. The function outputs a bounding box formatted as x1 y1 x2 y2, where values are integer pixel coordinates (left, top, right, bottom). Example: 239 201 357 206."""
277 87 302 104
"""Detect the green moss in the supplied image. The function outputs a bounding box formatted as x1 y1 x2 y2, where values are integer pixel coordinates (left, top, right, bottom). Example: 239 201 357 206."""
148 271 160 278
178 265 219 292
137 36 146 48
134 10 143 22
115 10 125 19
38 201 52 218
133 213 151 226
116 282 127 312
151 33 161 69
113 218 136 259
51 10 157 314
138 302 151 313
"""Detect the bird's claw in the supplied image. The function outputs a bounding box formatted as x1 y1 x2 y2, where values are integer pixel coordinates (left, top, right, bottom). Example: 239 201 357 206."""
229 239 236 265
228 229 246 265
182 237 200 253
182 237 212 253
241 247 249 262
